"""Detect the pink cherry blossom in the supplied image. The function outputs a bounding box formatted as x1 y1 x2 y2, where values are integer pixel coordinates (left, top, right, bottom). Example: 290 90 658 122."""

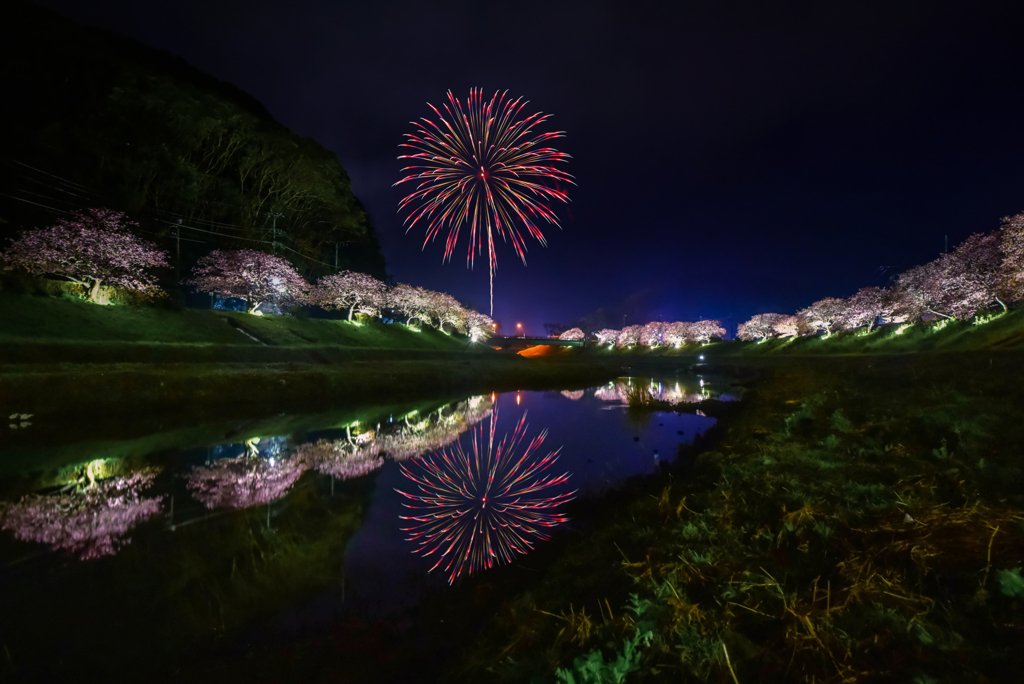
294 439 384 480
594 329 620 345
999 211 1024 302
737 313 786 341
798 298 848 337
310 271 388 320
616 325 643 347
771 315 800 338
558 328 585 341
2 208 169 302
466 311 495 342
639 322 666 347
689 320 726 343
187 249 310 314
185 453 309 510
0 472 162 560
663 322 691 347
844 287 887 332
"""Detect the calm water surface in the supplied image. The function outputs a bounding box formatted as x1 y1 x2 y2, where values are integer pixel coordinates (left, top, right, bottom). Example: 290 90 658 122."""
0 373 732 681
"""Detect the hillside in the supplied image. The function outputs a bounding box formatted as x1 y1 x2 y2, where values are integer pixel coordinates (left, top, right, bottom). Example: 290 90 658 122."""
0 2 385 283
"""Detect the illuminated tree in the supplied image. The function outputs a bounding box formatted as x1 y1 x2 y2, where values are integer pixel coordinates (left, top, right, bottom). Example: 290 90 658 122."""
558 327 585 341
933 231 1006 318
1 208 169 302
310 270 388 320
771 315 800 338
616 325 642 347
689 319 726 343
663 322 691 347
594 329 620 345
0 472 162 560
389 283 437 327
187 249 309 314
466 311 495 342
433 293 470 333
737 313 785 341
639 322 666 347
798 298 848 337
844 287 887 332
999 211 1024 302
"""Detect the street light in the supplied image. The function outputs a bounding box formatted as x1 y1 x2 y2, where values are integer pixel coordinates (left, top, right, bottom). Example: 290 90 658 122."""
516 322 523 338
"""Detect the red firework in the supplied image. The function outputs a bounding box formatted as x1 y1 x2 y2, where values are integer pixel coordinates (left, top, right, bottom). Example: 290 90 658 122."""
395 408 575 584
394 88 573 314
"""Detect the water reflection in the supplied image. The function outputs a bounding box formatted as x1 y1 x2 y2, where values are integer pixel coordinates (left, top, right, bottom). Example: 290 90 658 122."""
396 409 574 584
0 471 162 559
185 443 309 510
377 394 493 461
595 378 711 404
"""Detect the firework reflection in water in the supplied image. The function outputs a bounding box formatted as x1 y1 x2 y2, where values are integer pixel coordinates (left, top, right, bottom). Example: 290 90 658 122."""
396 408 575 584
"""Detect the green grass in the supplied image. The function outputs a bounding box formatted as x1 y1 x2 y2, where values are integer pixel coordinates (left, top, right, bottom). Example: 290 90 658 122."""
0 289 468 353
445 352 1024 683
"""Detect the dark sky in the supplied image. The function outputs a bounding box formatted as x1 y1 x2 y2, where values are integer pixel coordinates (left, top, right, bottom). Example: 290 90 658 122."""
36 0 1024 335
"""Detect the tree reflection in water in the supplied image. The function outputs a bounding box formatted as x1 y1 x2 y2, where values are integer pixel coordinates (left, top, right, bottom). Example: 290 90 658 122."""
185 438 309 510
595 379 707 404
397 408 575 584
377 394 493 461
0 471 162 559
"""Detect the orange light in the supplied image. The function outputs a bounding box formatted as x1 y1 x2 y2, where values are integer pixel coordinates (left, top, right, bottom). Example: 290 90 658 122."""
516 393 521 405
516 323 522 328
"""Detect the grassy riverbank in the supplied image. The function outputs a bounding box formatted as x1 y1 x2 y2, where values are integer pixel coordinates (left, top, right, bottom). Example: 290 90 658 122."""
435 352 1024 683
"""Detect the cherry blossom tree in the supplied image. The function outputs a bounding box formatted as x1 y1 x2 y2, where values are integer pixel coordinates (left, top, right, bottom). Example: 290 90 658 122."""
844 287 887 332
310 271 388 321
188 249 309 314
999 211 1024 302
798 298 848 337
560 390 584 400
466 311 495 342
558 328 585 341
0 472 162 560
689 319 726 343
433 293 469 333
933 231 1006 318
2 208 169 302
639 322 666 347
594 329 620 345
616 325 642 347
663 322 691 347
737 313 785 341
389 283 438 327
771 315 800 338
185 451 309 509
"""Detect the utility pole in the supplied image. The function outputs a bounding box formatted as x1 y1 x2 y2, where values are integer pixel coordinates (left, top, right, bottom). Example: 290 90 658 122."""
175 219 182 281
268 212 283 254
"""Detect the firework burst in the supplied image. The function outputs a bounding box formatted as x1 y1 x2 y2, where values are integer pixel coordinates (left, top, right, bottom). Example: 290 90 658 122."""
395 88 573 314
396 408 575 584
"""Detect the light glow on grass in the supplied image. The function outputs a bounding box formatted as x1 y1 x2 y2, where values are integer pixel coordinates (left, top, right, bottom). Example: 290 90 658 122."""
894 324 912 335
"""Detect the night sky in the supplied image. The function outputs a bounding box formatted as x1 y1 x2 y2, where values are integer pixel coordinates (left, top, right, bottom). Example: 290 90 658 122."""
35 0 1024 335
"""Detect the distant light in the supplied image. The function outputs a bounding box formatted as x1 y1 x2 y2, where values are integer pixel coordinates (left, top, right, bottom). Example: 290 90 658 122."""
269 457 276 467
516 393 521 405
517 323 522 328
699 355 705 360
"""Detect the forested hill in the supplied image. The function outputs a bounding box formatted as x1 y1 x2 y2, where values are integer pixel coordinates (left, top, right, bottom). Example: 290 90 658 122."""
0 2 386 280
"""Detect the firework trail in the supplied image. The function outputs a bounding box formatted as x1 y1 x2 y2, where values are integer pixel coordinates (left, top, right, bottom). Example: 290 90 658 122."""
396 408 575 584
395 88 573 314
